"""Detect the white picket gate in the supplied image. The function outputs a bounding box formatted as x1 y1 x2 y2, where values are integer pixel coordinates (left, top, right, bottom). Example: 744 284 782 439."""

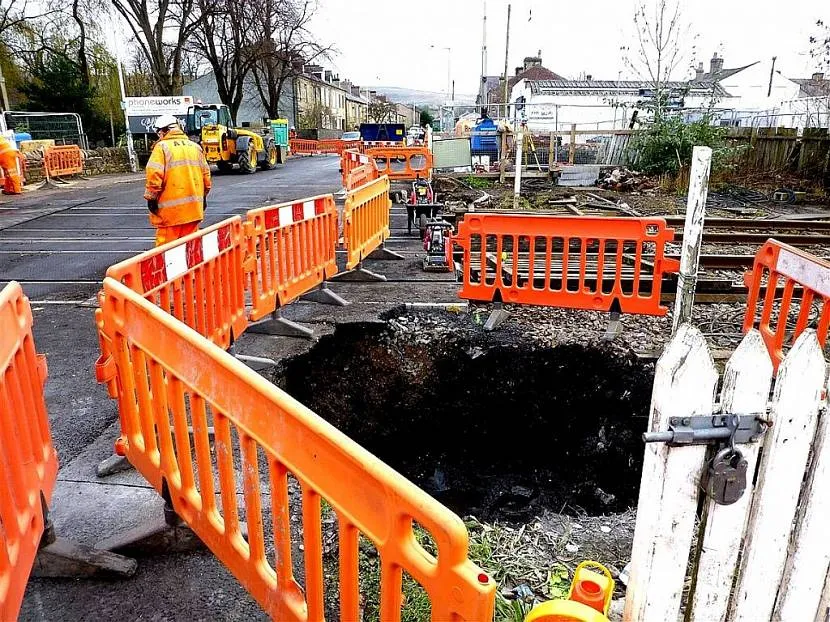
624 324 830 622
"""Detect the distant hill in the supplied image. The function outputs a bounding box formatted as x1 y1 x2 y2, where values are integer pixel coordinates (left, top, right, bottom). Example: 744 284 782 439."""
371 85 477 107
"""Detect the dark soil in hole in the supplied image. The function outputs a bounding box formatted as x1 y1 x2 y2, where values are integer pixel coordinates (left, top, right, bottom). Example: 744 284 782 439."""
280 318 654 521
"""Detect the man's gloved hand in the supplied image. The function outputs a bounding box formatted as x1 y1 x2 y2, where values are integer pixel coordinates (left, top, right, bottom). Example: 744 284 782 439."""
147 199 159 215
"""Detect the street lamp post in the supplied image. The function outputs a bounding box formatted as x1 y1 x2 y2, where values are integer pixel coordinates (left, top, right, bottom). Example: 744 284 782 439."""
430 45 452 132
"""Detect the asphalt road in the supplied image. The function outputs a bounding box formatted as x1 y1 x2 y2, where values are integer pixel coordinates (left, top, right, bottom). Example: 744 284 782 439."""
0 156 344 302
3 156 456 621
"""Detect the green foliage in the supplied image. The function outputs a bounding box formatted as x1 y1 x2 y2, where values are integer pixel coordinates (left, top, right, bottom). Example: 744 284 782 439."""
629 114 732 176
464 175 493 189
546 563 571 599
419 109 434 127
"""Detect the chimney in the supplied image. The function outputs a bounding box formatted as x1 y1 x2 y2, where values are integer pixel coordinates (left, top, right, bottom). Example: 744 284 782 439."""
813 72 825 81
586 74 592 81
515 66 523 76
523 56 542 71
710 53 724 76
695 62 705 80
324 70 333 82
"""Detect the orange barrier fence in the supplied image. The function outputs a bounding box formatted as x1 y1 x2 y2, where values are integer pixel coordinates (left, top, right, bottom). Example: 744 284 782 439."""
340 149 369 187
101 218 248 350
364 140 402 149
367 146 433 181
289 139 319 155
342 175 392 270
44 145 84 178
342 139 362 152
743 239 830 370
454 214 680 315
346 163 379 191
245 194 339 321
0 282 59 621
317 139 342 155
98 276 496 620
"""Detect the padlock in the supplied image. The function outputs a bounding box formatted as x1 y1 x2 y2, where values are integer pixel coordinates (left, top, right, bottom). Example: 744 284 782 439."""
703 447 748 505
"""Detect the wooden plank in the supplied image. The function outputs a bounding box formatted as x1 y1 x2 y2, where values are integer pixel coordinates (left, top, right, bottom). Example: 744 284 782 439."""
689 330 773 622
624 324 718 622
730 331 827 621
569 124 576 165
775 358 830 620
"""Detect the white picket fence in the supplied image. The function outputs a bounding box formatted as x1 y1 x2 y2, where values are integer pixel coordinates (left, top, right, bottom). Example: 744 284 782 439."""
624 324 830 622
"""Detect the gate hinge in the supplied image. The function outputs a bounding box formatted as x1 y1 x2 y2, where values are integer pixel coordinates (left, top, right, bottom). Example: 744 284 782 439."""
643 414 768 447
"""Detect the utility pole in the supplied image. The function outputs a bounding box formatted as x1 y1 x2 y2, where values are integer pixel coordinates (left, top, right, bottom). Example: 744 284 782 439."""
480 0 487 105
767 56 777 98
117 59 137 173
502 4 511 112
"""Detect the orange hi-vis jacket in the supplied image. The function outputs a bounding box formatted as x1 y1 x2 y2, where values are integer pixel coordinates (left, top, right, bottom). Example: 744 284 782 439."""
144 128 212 227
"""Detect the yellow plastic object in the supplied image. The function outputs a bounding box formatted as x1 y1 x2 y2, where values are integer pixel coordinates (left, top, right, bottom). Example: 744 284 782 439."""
524 599 610 622
569 561 614 615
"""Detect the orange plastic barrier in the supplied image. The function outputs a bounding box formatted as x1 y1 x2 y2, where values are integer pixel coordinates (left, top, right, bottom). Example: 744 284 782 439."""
340 149 379 189
44 145 84 178
101 217 248 350
98 276 496 620
245 194 339 321
289 139 319 155
367 146 433 181
455 214 680 315
346 162 379 190
743 239 830 370
342 175 392 270
364 140 401 149
0 282 59 621
342 139 362 152
317 139 342 155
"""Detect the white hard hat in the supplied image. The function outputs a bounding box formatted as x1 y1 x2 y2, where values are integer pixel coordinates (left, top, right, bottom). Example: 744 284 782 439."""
153 114 179 131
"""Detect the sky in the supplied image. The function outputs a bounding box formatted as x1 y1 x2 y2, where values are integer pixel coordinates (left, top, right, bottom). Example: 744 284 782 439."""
311 0 827 98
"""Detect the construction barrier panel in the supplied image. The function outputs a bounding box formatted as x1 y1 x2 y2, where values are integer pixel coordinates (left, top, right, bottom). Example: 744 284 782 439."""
0 282 59 621
44 145 84 178
98 276 496 620
245 194 339 321
342 175 392 270
455 213 680 315
743 238 830 370
100 217 248 350
342 139 362 153
317 139 342 155
289 139 319 155
346 163 379 191
364 140 401 149
367 146 433 182
340 149 369 187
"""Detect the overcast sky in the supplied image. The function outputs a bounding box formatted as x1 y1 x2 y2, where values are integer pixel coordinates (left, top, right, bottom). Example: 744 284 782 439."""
312 0 826 97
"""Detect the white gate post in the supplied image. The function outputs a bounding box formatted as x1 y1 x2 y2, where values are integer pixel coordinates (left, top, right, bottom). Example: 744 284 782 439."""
513 125 524 210
624 323 718 622
672 146 712 334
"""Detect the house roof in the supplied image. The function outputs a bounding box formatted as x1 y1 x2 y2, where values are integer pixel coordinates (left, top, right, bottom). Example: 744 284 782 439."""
790 77 830 98
485 64 566 104
525 79 731 98
691 62 759 84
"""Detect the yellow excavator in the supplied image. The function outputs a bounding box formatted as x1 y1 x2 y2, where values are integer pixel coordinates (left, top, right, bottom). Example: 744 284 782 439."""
186 103 281 173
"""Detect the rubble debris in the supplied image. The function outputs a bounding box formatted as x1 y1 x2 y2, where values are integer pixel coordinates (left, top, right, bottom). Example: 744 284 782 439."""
597 167 656 192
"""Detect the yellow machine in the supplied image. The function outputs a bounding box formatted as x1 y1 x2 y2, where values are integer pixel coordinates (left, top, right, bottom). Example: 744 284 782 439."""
186 104 281 173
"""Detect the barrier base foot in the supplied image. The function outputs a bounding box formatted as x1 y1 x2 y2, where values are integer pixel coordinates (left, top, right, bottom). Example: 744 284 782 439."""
602 311 622 341
95 513 205 557
34 536 137 579
96 453 133 477
235 353 277 371
301 283 350 306
368 246 405 261
247 310 314 339
330 265 387 282
484 304 510 331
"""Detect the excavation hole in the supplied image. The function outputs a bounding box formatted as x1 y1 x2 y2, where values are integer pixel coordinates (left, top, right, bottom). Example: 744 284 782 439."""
280 315 654 520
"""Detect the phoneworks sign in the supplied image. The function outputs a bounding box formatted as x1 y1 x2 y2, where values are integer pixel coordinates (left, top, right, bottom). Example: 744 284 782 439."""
125 96 194 116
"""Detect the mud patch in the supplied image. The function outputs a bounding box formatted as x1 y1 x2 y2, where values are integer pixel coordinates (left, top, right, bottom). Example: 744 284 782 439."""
280 318 653 520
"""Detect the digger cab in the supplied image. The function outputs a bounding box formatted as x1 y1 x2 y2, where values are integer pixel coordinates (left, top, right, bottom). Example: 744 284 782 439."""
186 104 233 139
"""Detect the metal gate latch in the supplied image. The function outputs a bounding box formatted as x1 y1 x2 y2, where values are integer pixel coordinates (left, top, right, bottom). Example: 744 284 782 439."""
642 414 767 446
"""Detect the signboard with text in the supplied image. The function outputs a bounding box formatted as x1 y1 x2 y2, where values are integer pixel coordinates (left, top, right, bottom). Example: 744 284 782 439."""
125 96 194 116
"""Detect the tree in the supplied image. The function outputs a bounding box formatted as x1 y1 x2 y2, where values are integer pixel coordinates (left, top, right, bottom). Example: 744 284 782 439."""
810 20 830 73
368 99 396 123
298 100 330 129
248 0 331 119
621 0 696 118
188 0 254 122
419 109 434 127
110 0 203 95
